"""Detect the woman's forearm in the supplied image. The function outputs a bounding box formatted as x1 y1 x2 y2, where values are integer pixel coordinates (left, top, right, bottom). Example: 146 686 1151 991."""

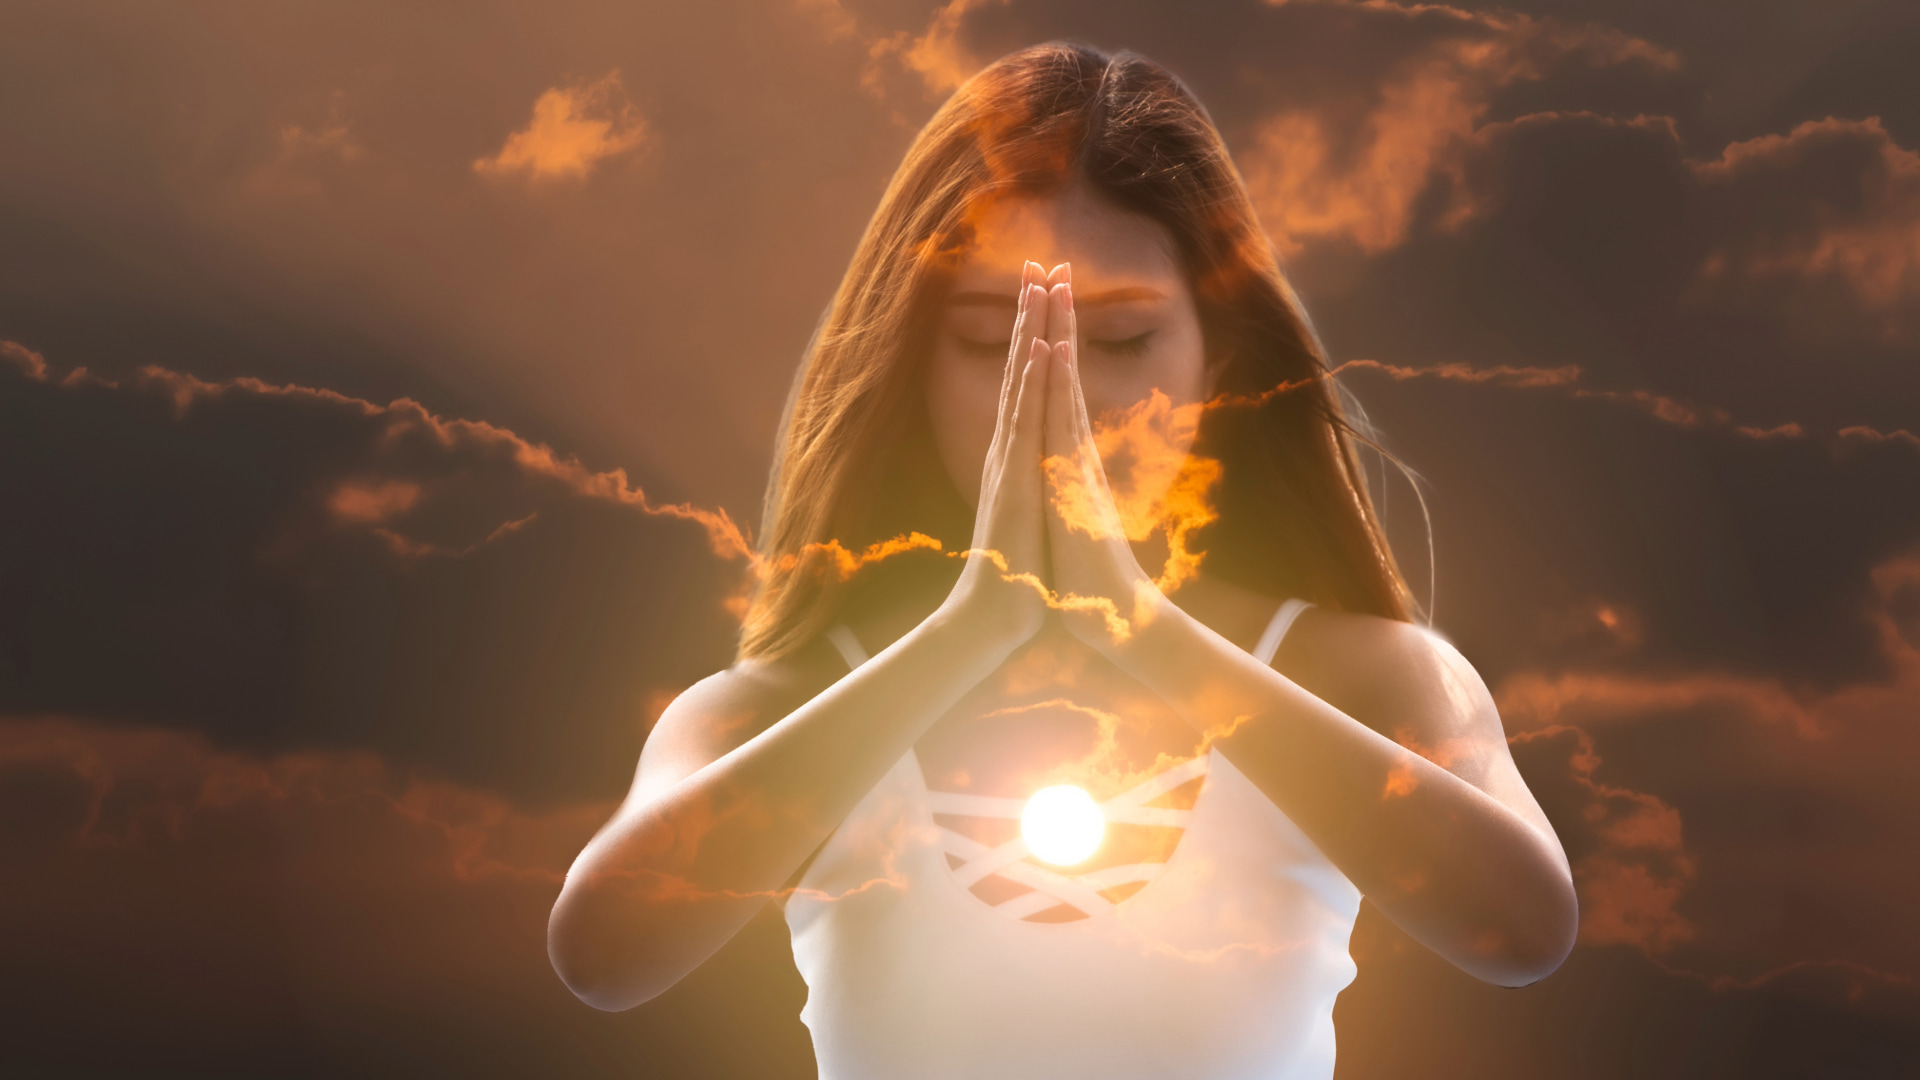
550 607 1014 1009
1118 602 1577 986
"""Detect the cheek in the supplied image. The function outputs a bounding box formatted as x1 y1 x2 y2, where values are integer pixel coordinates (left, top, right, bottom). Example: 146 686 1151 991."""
1082 333 1210 502
924 349 1004 508
1081 333 1209 434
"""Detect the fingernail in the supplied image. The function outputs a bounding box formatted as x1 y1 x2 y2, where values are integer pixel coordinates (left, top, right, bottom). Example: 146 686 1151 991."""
1060 262 1072 284
1061 283 1074 314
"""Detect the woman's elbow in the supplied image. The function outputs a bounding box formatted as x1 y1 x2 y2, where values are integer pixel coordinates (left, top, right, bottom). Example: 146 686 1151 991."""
548 881 669 1012
1483 869 1580 988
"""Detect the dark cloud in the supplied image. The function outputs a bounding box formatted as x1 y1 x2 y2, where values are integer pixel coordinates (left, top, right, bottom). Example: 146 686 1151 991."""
3 710 1915 1077
1688 116 1920 344
0 343 743 803
0 717 815 1078
1495 549 1920 983
4 0 1920 1075
1336 917 1920 1079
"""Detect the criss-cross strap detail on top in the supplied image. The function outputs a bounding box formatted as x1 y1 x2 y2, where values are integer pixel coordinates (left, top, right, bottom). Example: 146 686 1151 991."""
823 596 1314 922
922 752 1213 919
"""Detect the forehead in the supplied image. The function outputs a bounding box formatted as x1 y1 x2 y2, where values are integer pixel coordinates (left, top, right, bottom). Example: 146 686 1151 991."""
946 184 1182 291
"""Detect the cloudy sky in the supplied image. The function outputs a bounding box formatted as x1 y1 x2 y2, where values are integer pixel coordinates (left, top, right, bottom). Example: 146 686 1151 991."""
2 0 1917 1075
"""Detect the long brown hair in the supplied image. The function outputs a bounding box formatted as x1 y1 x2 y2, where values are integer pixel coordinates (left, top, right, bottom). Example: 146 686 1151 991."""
739 40 1424 661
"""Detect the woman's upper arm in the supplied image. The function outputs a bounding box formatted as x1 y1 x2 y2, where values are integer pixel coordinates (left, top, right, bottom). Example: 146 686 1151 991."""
609 657 842 901
621 661 808 811
1292 613 1563 845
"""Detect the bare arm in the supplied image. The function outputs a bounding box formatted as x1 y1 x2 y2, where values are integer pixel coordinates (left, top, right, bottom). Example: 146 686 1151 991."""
1035 270 1576 987
1123 607 1578 987
548 611 1015 1010
548 264 1059 1011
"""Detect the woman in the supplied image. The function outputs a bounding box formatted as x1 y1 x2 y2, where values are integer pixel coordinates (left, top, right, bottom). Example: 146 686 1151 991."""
550 40 1577 1079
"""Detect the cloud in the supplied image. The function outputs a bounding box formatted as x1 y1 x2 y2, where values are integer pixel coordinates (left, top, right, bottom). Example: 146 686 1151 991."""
1838 424 1920 452
7 343 750 563
1491 546 1920 741
328 477 424 524
1442 108 1920 344
863 0 1012 101
1687 116 1920 340
0 338 49 379
474 71 653 182
1238 7 1679 257
1226 355 1916 458
1491 549 1920 977
1334 914 1920 1079
0 714 817 1078
793 0 1012 121
0 342 745 801
1509 724 1696 953
0 715 602 882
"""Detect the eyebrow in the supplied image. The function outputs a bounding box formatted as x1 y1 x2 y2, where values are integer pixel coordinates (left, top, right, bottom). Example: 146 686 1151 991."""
944 286 1168 309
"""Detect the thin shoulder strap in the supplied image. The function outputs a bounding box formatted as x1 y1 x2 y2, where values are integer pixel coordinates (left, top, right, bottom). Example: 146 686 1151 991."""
825 624 869 670
1252 598 1314 666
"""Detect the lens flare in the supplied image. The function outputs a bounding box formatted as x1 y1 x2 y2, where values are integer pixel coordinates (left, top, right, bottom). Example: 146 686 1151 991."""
1020 784 1105 866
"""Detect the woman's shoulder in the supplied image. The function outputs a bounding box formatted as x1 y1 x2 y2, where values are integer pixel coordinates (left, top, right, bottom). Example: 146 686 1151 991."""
1282 604 1433 659
1275 605 1471 734
640 636 849 773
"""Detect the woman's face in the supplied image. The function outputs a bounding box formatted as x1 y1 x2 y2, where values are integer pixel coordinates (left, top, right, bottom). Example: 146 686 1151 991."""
925 182 1218 511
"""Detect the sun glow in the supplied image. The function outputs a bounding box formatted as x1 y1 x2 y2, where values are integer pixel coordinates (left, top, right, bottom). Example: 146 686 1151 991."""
1021 785 1105 866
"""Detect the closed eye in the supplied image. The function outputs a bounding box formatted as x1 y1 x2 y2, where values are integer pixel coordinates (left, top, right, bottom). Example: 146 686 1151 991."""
952 331 1155 359
1090 331 1154 358
954 336 1008 359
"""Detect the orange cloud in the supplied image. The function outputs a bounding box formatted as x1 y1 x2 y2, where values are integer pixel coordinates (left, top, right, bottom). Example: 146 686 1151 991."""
1042 389 1223 595
12 336 1906 647
1497 548 1920 956
1683 116 1920 341
864 0 1008 99
8 344 753 567
371 512 539 561
1240 11 1678 256
277 119 361 164
1445 108 1920 341
323 476 536 560
1735 422 1806 439
1498 667 1831 740
0 715 606 884
1838 425 1920 452
1218 355 1911 457
796 0 1011 120
1 339 48 380
1509 723 1697 954
474 71 652 181
327 478 422 525
1533 596 1646 656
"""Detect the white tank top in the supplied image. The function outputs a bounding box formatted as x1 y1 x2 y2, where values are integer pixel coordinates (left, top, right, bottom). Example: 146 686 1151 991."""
785 599 1361 1080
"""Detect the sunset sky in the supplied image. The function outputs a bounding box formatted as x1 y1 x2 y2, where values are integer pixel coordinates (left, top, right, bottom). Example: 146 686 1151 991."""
3 0 1918 1076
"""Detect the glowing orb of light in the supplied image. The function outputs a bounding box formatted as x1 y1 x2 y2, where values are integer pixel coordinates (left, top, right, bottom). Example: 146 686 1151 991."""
1021 785 1105 866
